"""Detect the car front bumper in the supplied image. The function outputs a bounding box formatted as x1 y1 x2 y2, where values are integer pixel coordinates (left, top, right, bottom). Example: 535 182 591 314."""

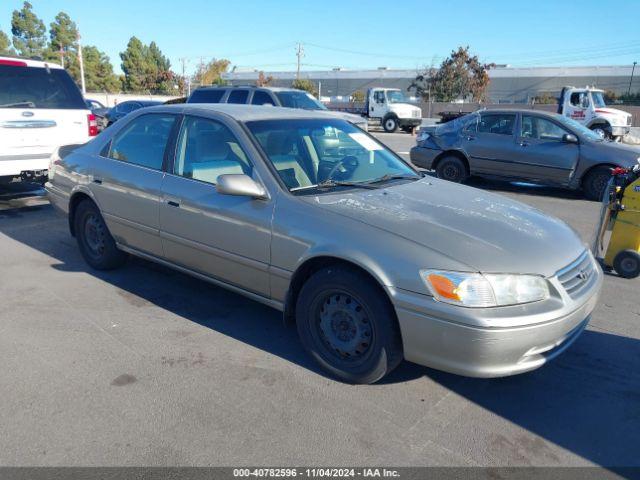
409 146 440 169
387 268 602 377
399 118 422 128
611 126 631 137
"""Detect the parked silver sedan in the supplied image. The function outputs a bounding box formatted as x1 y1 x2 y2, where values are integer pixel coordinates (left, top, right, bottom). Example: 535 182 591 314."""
46 104 603 384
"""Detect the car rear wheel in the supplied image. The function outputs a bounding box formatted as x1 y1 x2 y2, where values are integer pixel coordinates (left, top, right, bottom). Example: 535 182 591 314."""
295 266 403 384
613 250 640 279
435 155 469 183
583 166 612 201
74 199 126 270
383 116 398 133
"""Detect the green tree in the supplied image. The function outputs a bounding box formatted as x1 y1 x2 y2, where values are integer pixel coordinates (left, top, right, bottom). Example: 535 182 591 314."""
194 58 231 86
120 36 148 92
11 1 47 58
291 78 317 96
411 47 494 102
0 30 15 55
83 46 120 92
44 12 80 79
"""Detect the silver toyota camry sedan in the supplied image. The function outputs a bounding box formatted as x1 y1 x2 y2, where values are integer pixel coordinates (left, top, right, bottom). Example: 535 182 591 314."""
46 104 603 384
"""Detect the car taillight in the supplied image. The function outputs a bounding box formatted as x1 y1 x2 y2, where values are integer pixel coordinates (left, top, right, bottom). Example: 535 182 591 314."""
88 113 98 137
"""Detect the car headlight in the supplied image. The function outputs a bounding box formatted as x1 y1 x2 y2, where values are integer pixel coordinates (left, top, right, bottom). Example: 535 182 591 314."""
421 270 550 307
416 130 430 143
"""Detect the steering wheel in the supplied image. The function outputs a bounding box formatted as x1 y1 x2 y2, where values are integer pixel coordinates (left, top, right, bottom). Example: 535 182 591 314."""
325 155 359 181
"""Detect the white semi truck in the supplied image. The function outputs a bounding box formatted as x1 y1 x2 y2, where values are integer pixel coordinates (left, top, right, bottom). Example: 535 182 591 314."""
328 88 422 133
558 86 632 141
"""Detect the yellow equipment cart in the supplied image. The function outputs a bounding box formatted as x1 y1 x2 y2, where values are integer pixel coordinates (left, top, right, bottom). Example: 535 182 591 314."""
593 165 640 279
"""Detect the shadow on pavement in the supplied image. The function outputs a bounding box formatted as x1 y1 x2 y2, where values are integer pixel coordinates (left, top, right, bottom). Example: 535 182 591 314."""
2 204 639 472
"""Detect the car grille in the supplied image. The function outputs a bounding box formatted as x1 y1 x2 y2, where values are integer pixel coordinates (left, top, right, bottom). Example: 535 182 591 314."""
556 251 597 299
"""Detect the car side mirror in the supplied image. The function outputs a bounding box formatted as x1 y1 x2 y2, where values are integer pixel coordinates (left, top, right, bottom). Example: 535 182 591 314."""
216 174 267 199
563 133 578 144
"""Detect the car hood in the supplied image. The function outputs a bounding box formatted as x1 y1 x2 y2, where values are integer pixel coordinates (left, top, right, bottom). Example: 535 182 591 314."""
327 111 367 125
302 178 585 277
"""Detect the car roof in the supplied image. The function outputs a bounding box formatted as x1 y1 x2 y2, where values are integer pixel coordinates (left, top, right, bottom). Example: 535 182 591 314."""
195 85 303 93
479 109 561 119
0 55 64 69
146 103 343 122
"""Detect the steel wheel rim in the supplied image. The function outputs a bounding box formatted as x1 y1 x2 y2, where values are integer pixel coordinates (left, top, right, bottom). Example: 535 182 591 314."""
84 213 106 258
385 119 395 130
315 291 373 361
620 257 638 273
443 164 460 180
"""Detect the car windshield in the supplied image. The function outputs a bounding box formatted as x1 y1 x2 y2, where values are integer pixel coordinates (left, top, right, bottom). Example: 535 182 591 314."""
591 91 607 108
246 119 419 193
555 114 604 141
0 65 86 109
275 91 327 110
386 90 409 104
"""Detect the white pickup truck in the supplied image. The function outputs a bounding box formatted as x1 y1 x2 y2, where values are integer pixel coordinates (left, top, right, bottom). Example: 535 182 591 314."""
0 56 97 184
558 86 632 141
328 88 423 133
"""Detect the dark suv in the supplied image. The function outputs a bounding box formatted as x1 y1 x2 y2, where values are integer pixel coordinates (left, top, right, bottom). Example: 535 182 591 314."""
187 86 368 130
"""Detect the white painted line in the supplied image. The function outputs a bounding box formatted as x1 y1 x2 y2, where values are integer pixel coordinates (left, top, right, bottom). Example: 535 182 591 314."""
398 151 410 154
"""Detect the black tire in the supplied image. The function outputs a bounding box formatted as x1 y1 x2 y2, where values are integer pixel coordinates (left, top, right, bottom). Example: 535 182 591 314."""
583 166 612 201
74 199 126 270
382 116 398 133
435 155 469 183
295 266 403 384
613 250 640 279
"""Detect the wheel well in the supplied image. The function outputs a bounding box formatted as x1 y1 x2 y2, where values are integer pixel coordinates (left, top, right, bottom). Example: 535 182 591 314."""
68 192 93 237
383 113 398 121
432 150 470 173
581 163 616 187
588 120 610 129
283 256 391 326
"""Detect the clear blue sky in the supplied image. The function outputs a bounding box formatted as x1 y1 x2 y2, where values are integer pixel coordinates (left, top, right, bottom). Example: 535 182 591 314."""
1 0 639 75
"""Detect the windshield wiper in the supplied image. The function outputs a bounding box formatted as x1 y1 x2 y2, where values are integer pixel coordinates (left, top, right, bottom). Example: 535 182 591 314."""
365 174 421 185
292 179 379 193
0 101 36 108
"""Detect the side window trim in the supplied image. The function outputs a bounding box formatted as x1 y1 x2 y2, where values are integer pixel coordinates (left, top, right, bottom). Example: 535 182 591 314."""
107 113 178 171
170 114 255 186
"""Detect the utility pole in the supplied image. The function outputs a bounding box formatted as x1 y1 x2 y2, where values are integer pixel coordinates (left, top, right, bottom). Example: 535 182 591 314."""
179 57 189 96
295 43 304 80
77 31 86 95
59 46 64 68
628 61 637 96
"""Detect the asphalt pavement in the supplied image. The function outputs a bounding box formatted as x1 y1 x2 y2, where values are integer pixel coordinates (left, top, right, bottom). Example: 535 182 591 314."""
0 132 638 469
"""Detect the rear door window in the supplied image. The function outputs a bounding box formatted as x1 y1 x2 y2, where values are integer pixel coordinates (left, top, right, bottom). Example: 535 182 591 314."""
251 91 276 106
109 114 177 170
188 89 226 103
0 65 85 109
478 114 516 135
227 90 249 104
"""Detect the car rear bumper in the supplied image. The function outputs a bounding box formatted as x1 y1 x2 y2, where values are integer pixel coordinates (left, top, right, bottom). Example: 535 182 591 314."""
388 272 602 377
409 146 440 169
44 182 70 215
0 154 51 178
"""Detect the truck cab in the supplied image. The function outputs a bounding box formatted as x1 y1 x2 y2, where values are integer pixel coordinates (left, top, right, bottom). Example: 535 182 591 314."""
558 86 632 141
366 88 422 133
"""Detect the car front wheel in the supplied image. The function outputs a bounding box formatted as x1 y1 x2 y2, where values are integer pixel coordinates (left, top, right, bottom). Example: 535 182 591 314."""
74 199 126 270
583 166 612 201
295 266 403 384
383 116 398 133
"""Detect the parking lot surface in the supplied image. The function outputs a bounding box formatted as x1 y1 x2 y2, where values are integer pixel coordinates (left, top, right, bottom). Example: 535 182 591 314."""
0 132 638 468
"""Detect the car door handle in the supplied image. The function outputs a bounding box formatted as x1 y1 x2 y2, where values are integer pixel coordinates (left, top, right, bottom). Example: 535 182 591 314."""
167 200 180 208
92 178 102 184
